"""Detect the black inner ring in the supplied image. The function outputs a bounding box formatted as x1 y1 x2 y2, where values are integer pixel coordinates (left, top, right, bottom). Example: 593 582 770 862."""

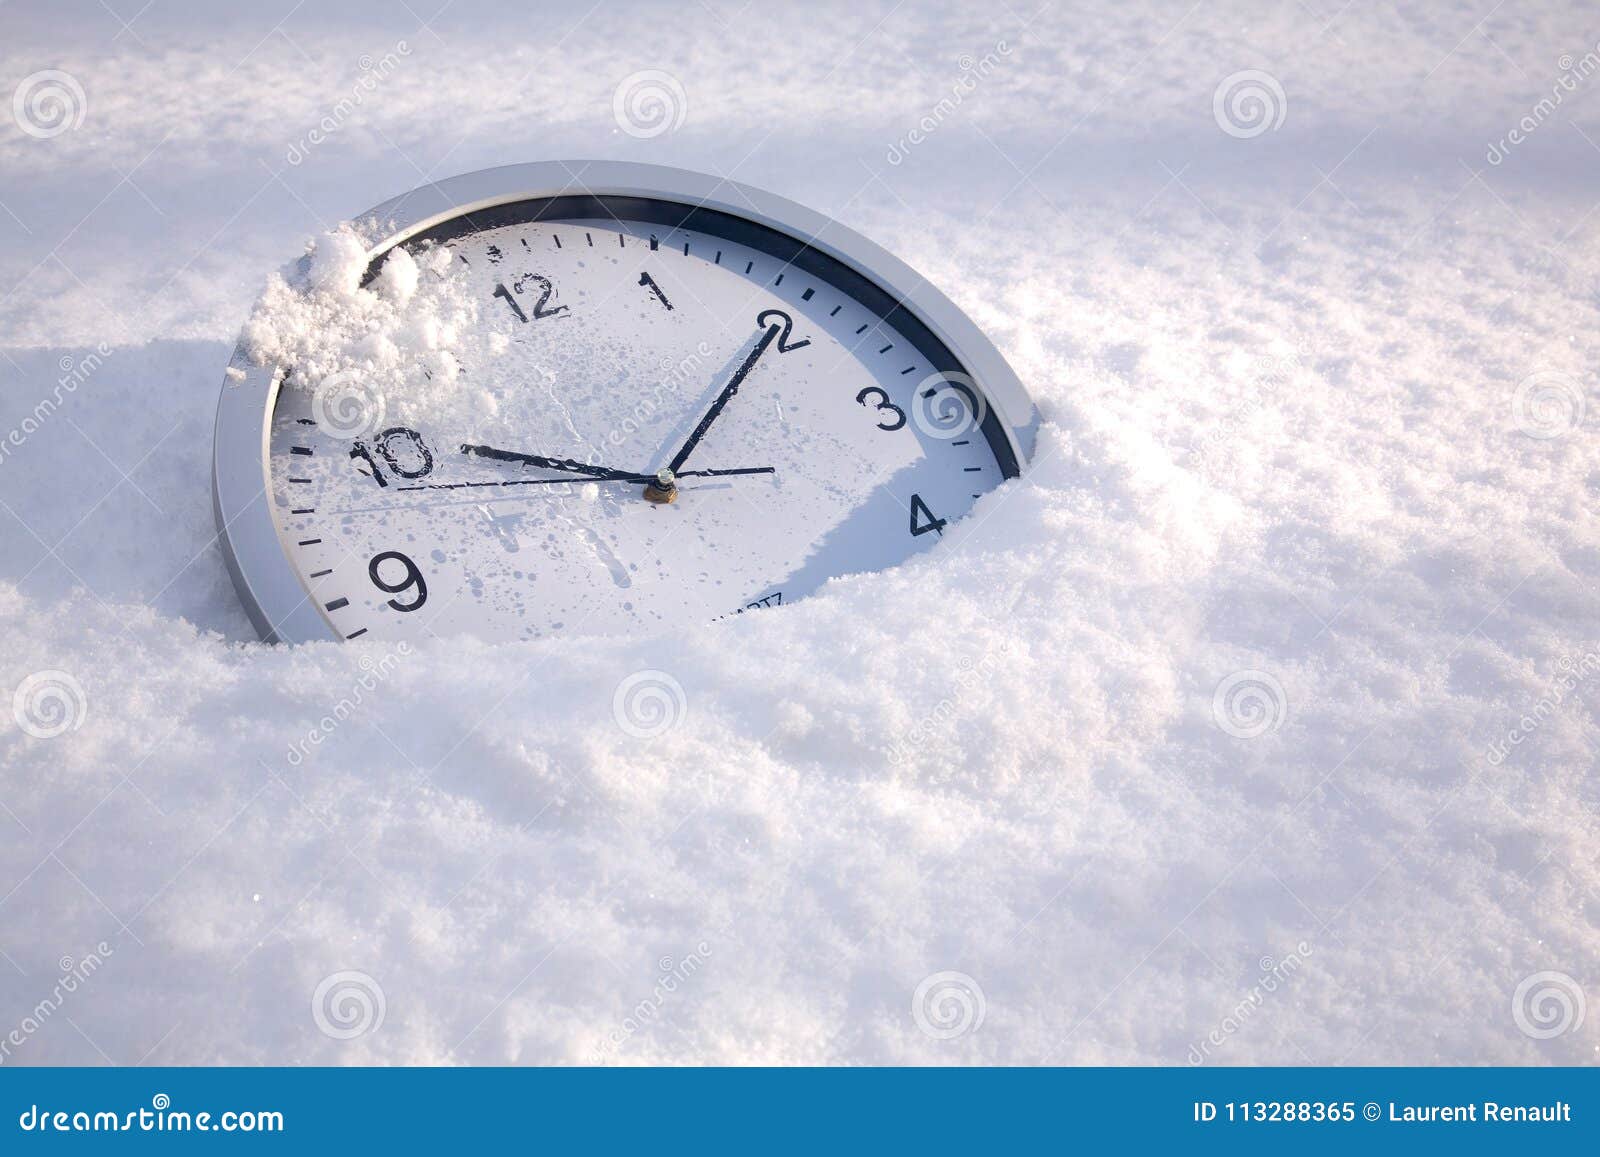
364 194 1019 479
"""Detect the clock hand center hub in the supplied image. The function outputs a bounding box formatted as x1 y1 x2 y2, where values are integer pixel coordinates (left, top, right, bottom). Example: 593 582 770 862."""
642 468 678 504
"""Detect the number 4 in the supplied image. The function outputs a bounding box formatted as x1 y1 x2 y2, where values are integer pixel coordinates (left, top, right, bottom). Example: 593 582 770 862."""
909 493 946 537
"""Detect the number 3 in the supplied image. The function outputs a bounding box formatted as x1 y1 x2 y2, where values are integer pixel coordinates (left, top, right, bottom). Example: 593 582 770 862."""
855 386 906 431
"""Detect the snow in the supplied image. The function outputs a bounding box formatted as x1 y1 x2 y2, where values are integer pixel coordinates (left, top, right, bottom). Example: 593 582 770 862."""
240 231 475 421
1 0 1598 1065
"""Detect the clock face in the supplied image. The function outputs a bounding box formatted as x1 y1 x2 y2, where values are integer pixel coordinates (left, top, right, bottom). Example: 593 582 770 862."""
254 194 1022 643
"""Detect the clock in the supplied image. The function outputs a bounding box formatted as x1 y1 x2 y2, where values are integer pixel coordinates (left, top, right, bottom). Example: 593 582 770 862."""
213 161 1039 643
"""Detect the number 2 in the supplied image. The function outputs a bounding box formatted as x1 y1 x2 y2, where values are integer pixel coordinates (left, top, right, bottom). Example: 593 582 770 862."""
756 309 811 353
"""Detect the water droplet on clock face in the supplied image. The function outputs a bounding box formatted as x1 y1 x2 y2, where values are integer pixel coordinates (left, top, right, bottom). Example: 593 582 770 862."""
268 213 1006 642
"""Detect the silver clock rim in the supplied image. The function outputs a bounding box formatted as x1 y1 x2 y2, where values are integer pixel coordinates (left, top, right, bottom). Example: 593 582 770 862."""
213 159 1042 644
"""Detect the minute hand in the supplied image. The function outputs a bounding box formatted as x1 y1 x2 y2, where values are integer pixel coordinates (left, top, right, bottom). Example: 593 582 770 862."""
460 444 641 481
665 322 781 474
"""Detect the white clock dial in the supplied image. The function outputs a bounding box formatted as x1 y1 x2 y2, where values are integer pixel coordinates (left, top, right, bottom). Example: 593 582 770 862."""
217 164 1037 643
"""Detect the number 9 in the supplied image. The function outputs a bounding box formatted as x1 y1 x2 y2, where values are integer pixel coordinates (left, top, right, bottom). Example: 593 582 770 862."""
368 551 428 612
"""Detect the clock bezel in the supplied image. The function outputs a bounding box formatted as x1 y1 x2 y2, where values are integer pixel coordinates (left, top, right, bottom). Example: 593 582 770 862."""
213 159 1041 644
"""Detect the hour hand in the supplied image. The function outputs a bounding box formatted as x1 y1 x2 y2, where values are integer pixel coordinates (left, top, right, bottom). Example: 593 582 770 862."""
460 443 640 481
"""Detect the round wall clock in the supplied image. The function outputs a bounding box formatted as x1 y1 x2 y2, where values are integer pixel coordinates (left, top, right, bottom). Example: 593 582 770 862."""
214 160 1039 643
